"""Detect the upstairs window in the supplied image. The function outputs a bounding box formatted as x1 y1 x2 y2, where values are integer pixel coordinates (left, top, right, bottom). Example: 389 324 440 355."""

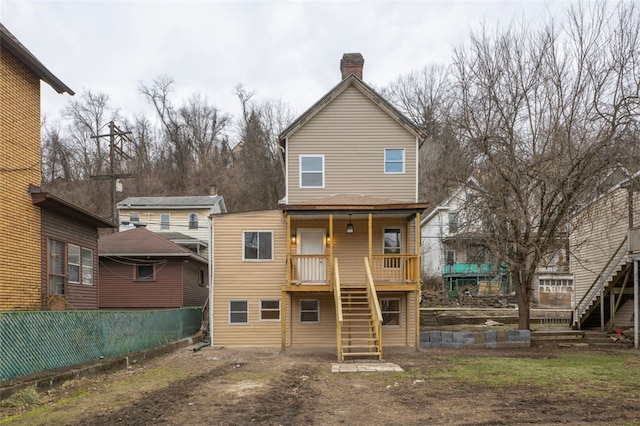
467 245 487 264
243 231 273 261
160 213 170 230
300 155 324 188
448 212 459 233
130 212 140 224
383 228 401 268
384 149 405 173
188 213 199 230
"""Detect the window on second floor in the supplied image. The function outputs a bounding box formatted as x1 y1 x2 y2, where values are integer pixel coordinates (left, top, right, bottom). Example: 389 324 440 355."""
129 212 139 224
160 213 170 230
188 213 199 230
243 231 273 261
384 148 405 173
448 212 459 233
300 155 324 188
383 228 401 268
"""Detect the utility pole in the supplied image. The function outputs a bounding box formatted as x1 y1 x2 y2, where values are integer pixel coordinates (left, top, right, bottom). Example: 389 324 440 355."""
91 121 133 226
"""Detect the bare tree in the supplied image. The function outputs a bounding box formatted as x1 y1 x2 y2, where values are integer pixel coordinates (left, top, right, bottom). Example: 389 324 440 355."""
451 2 640 329
382 65 471 204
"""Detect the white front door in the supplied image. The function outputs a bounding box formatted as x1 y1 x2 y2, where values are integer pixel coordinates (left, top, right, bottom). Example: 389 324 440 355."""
297 228 326 283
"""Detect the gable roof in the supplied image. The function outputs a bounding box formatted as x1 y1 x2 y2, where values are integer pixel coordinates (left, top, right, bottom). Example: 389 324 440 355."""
0 23 74 95
99 227 206 263
278 74 425 144
30 187 116 228
117 195 226 212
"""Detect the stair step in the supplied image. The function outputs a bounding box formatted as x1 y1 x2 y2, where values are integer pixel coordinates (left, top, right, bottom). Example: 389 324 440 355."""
342 352 381 358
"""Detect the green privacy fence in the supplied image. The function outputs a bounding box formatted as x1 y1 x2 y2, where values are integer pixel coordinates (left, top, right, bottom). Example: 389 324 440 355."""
0 307 201 381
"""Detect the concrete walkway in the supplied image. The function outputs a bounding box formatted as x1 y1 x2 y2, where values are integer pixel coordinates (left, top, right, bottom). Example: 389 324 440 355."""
331 362 404 373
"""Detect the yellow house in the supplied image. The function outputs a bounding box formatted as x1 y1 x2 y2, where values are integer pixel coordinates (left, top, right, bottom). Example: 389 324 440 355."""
0 23 74 310
211 54 428 360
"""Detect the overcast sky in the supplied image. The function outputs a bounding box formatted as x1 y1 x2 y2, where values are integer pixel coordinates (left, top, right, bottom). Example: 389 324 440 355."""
4 0 578 129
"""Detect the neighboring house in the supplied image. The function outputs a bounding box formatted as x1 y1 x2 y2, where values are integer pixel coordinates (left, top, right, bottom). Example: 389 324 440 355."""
98 227 208 309
571 173 640 329
420 179 509 297
420 178 571 306
211 53 429 360
117 186 226 259
29 186 116 309
0 23 110 310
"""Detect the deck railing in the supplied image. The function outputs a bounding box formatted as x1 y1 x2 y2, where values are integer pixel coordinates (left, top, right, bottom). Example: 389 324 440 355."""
370 254 419 285
289 254 330 285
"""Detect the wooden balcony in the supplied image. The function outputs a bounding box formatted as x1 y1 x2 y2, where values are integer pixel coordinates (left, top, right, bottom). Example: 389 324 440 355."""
285 253 419 292
286 254 332 291
370 254 420 290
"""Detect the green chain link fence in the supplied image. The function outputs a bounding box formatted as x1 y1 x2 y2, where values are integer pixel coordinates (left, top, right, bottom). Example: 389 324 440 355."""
0 307 201 381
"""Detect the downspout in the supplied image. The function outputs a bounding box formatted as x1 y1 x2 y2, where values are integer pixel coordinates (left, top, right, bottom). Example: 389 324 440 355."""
209 215 215 346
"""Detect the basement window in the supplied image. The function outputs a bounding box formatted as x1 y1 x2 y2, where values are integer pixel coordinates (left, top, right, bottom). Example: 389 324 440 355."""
300 299 319 323
380 298 400 326
260 300 280 321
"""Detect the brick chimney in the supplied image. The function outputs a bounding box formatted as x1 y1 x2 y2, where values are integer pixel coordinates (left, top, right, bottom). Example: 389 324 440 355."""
340 53 364 80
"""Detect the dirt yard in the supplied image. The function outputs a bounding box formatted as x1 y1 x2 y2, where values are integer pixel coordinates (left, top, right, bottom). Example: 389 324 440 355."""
2 344 640 425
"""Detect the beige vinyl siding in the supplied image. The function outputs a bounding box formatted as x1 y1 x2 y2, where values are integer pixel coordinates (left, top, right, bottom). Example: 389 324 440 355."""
382 293 418 347
212 210 286 347
570 188 632 305
287 86 417 204
290 294 337 348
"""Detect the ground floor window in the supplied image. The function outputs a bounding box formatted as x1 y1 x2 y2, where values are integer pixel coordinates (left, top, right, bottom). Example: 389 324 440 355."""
380 298 401 325
48 239 66 294
229 300 248 324
135 264 155 281
47 238 94 294
300 299 319 323
260 300 280 321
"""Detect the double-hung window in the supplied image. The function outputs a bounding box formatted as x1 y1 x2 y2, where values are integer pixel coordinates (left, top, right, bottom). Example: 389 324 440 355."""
300 155 324 188
188 213 198 230
260 300 281 321
300 299 319 323
230 300 249 324
243 231 273 261
47 240 94 294
160 213 170 230
380 298 401 325
384 149 404 173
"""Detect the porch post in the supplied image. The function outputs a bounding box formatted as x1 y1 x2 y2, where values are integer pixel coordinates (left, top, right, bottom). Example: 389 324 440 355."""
368 213 373 261
415 212 421 350
281 289 287 352
286 214 291 286
329 214 334 288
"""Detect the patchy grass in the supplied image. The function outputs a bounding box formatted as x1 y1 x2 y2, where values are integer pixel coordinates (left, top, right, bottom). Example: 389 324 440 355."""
411 352 640 397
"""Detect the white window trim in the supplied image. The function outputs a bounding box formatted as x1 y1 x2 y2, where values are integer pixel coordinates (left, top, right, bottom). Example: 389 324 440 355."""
67 244 81 284
259 299 281 321
300 299 320 323
229 300 249 325
299 154 325 188
380 297 402 327
384 148 405 174
242 230 274 262
188 212 199 230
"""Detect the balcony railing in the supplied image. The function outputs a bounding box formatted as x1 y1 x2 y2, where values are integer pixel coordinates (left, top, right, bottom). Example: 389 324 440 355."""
370 254 419 285
289 254 330 285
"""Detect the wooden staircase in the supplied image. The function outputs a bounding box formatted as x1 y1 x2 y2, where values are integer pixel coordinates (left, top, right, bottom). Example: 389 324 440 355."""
339 285 382 360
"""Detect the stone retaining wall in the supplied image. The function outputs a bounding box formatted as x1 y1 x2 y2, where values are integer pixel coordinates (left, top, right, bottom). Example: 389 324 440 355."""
420 330 531 349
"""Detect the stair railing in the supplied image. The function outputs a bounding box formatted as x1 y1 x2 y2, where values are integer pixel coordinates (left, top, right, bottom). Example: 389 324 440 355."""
364 257 383 357
333 258 344 361
574 235 628 328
